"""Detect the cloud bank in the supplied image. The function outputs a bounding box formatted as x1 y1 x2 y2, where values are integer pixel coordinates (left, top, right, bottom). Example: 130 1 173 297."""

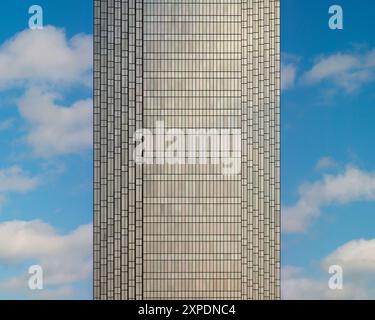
0 220 92 299
0 26 92 88
283 164 375 233
18 88 92 157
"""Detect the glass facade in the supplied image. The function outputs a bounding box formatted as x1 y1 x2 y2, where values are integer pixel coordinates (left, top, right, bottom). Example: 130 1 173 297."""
94 0 280 300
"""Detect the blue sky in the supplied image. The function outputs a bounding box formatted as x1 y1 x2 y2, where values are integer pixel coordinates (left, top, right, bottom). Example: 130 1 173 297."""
282 0 375 298
1 0 375 300
0 0 92 299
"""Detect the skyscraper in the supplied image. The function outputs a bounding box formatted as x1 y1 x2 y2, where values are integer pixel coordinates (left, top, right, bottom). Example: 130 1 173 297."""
94 0 280 300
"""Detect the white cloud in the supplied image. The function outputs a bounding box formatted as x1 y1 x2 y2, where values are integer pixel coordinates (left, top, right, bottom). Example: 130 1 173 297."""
302 51 375 93
315 156 337 171
283 165 375 233
0 273 78 300
323 239 375 275
32 286 76 300
0 166 38 208
0 165 37 193
282 265 371 300
282 63 297 90
17 88 92 157
0 220 92 298
0 26 92 88
284 237 375 299
0 26 93 158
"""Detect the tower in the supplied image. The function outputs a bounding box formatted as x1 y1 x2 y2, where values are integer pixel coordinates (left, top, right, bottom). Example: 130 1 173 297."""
94 0 280 300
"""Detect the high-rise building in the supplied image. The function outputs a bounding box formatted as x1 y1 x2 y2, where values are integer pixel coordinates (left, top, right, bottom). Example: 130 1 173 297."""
94 0 280 300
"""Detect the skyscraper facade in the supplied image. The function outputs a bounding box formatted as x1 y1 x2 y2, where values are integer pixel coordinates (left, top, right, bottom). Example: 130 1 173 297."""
94 0 280 300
